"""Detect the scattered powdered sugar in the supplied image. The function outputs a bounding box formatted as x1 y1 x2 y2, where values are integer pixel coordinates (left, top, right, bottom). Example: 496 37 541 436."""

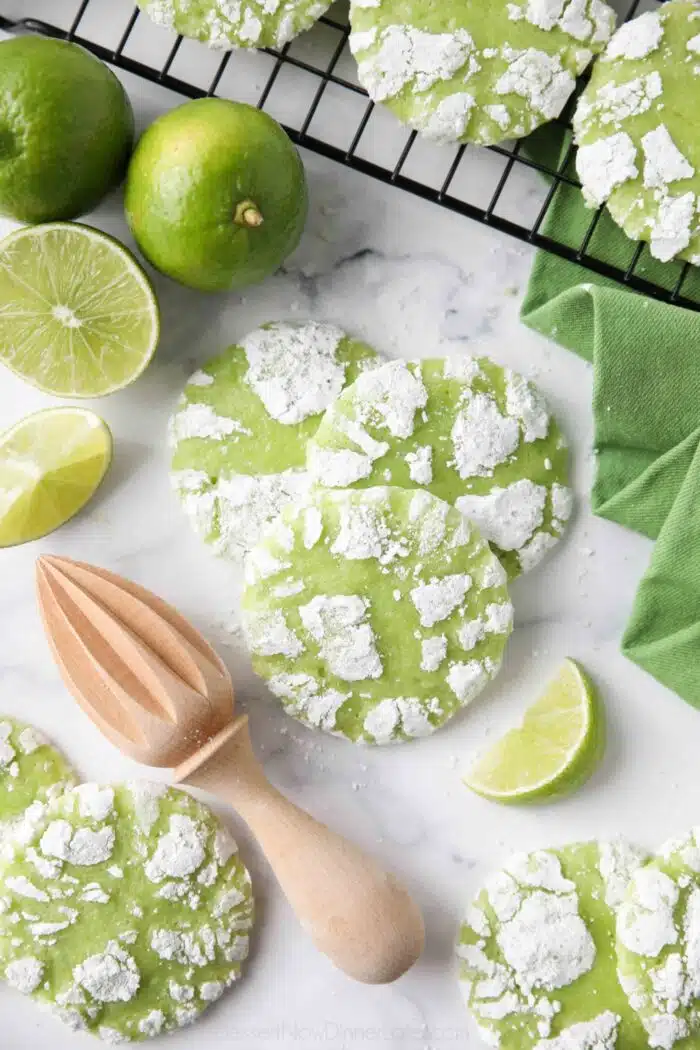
5 957 44 994
129 781 168 834
145 816 207 883
330 501 392 561
457 480 547 552
513 0 613 44
299 595 383 681
642 125 695 191
356 25 475 102
604 10 664 61
650 192 696 263
405 445 433 484
244 609 304 658
307 445 373 487
410 574 471 627
575 72 663 130
169 403 251 445
496 49 575 120
451 393 520 478
534 1011 620 1050
40 820 115 867
351 360 427 439
505 371 550 443
419 92 475 143
363 696 436 743
172 467 312 564
598 840 649 908
17 727 45 755
446 660 488 703
551 483 573 524
420 635 448 672
74 943 140 1004
576 132 638 207
443 356 483 383
617 866 680 957
241 321 346 425
75 785 114 822
0 722 15 767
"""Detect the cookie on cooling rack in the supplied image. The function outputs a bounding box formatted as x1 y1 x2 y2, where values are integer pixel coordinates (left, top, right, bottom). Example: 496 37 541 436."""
306 357 572 579
574 0 700 264
169 321 379 564
137 0 332 50
349 0 616 146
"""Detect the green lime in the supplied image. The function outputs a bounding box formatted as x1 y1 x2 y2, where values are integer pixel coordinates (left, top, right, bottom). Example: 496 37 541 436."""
0 407 112 547
0 36 134 223
125 98 308 292
464 658 605 804
0 222 160 397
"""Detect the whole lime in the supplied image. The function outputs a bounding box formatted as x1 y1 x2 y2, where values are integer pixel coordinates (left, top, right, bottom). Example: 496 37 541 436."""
124 98 308 292
0 36 134 223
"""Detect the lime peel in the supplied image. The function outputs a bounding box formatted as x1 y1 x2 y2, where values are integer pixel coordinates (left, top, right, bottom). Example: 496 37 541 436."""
0 407 112 548
464 658 605 805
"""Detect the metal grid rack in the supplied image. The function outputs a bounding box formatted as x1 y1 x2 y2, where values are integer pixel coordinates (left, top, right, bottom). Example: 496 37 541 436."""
1 0 696 311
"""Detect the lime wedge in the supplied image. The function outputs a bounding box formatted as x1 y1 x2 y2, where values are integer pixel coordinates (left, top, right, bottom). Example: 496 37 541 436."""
0 222 159 397
0 407 112 547
464 659 605 805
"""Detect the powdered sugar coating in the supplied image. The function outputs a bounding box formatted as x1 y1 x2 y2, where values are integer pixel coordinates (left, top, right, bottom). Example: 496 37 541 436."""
0 783 254 1042
0 718 77 841
574 1 700 264
459 842 648 1050
616 828 700 1049
138 0 332 50
307 356 571 579
170 322 378 565
242 486 512 744
349 0 614 146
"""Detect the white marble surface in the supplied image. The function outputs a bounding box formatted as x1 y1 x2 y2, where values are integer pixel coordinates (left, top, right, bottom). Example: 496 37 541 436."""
0 2 696 1048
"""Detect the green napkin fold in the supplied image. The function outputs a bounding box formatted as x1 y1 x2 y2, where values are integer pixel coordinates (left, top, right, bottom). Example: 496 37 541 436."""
520 127 700 708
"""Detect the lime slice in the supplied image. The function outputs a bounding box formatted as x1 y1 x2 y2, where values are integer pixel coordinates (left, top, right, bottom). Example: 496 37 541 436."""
464 659 605 805
0 223 159 397
0 407 112 547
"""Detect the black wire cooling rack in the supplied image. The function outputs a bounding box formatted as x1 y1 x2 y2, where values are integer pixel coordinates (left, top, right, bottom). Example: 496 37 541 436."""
2 0 697 311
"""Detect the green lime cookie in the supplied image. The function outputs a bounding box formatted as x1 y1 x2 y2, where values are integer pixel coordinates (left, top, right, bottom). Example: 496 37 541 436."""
137 0 331 49
616 827 700 1049
241 486 512 744
169 321 378 564
574 1 700 264
458 841 650 1050
0 718 76 838
306 357 571 579
0 782 254 1042
349 0 616 145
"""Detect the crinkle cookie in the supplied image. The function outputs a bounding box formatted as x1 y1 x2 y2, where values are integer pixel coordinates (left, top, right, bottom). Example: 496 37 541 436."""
574 0 700 264
0 718 76 838
306 357 571 579
457 842 650 1050
349 0 616 145
616 827 700 1050
0 782 254 1042
169 321 378 564
137 0 332 50
241 486 512 744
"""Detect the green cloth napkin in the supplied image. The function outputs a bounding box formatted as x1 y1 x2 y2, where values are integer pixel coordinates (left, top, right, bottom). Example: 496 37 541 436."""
520 127 700 708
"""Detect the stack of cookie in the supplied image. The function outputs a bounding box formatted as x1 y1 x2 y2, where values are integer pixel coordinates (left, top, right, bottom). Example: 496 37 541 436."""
169 320 573 745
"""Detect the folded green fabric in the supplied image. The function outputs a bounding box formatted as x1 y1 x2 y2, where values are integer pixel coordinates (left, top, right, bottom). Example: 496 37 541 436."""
521 127 700 708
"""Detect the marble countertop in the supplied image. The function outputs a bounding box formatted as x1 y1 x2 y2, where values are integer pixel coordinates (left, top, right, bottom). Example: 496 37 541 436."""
2 3 699 1048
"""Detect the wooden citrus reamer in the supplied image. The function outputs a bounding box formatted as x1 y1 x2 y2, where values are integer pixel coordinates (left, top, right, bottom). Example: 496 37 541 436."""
35 555 425 985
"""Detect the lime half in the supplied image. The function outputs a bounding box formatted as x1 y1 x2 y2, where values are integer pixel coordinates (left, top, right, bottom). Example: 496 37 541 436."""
0 407 112 547
464 659 605 805
0 223 159 397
